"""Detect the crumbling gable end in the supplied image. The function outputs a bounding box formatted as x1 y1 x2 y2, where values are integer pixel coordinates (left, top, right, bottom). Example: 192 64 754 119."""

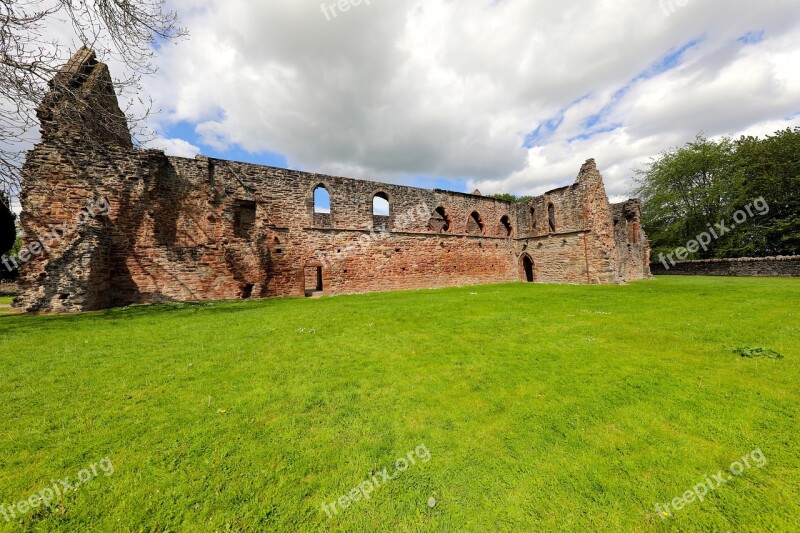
37 47 132 149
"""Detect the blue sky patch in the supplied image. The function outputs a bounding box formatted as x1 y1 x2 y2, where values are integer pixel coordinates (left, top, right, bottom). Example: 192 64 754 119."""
569 123 623 143
523 38 704 151
577 38 703 136
523 95 590 148
162 121 289 168
738 30 765 45
637 37 704 80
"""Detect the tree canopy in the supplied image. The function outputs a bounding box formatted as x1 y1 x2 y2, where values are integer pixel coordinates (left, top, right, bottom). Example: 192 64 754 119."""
634 128 800 260
488 193 535 203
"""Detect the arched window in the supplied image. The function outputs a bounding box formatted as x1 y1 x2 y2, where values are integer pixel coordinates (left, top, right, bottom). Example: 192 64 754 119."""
372 192 390 216
530 208 536 232
313 185 331 214
500 215 513 237
311 184 333 228
548 203 556 233
466 211 484 235
427 206 450 233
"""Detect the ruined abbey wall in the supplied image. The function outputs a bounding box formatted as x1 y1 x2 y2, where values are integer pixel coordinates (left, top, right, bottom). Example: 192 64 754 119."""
14 49 652 313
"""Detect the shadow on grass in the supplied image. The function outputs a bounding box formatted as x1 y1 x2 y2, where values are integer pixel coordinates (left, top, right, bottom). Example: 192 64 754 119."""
0 298 290 336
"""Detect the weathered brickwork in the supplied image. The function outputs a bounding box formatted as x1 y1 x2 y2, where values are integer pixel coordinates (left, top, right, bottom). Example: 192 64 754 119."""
651 256 800 277
15 50 652 313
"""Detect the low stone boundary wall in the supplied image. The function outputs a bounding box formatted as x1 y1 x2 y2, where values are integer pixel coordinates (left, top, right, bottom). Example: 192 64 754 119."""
0 281 18 295
650 256 800 277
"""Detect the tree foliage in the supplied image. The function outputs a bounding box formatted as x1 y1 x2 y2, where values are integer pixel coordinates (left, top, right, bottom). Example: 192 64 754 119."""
0 0 187 198
635 128 800 259
488 193 535 203
726 128 800 257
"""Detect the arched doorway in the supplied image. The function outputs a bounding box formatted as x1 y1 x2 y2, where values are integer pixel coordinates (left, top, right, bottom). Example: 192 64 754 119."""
521 255 534 282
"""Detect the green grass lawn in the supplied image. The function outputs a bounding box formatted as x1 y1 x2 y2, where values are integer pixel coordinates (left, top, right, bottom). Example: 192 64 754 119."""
0 296 11 316
0 277 798 531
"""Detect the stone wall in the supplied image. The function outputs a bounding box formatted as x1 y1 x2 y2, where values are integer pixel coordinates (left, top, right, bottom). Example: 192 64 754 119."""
0 281 17 296
650 256 800 277
15 49 653 313
611 201 651 282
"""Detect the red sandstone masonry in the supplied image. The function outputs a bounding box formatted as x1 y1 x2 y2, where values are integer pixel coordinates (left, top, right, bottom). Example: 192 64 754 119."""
15 50 652 313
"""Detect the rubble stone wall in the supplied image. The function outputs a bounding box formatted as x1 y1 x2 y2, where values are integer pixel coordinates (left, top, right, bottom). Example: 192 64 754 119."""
651 256 800 277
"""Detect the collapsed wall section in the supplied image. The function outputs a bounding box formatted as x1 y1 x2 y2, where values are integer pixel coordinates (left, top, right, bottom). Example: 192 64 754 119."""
16 145 276 311
611 200 651 281
514 159 634 285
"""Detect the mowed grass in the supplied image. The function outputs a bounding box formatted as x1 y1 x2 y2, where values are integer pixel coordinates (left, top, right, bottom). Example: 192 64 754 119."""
0 296 12 316
0 277 798 532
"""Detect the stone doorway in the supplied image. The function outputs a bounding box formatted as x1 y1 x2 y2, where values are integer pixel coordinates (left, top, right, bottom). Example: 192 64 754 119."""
304 266 323 297
522 255 534 282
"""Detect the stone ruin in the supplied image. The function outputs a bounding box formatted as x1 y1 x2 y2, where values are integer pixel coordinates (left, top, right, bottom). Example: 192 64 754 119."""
15 48 652 313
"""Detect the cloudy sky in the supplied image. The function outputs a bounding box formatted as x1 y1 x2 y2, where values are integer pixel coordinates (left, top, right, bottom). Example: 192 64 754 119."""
141 0 800 201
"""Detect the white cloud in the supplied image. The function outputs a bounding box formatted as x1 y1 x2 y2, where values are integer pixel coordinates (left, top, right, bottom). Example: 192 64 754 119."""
147 137 201 158
140 0 800 198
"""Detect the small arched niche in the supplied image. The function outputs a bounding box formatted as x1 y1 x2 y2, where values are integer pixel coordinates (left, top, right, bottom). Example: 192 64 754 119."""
427 206 450 233
500 215 513 237
466 211 484 235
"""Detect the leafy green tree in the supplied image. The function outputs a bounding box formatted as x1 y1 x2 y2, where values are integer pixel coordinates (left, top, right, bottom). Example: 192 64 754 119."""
635 129 800 260
722 127 800 257
634 135 740 259
488 193 535 203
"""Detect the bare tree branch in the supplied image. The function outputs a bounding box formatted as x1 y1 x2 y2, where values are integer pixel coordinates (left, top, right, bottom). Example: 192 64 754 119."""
0 0 187 200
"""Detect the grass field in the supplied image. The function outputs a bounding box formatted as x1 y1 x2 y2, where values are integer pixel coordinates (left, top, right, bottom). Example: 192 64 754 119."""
0 296 11 316
0 277 798 531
